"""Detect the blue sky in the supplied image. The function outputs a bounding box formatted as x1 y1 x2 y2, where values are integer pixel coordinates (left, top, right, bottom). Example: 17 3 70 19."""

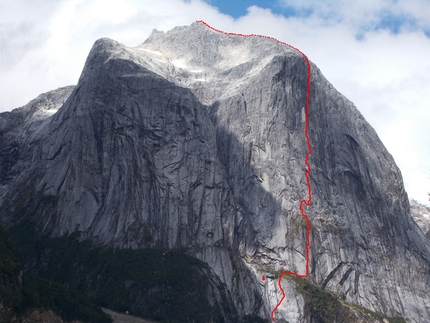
205 0 430 37
204 0 278 18
1 0 430 204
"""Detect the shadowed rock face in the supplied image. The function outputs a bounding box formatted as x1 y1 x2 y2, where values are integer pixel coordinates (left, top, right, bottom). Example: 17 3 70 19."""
1 22 429 322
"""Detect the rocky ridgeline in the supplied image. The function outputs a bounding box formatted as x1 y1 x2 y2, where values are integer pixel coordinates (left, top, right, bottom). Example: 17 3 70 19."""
1 23 429 322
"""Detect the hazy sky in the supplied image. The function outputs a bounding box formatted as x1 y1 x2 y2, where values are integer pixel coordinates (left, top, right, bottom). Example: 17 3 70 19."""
1 0 429 204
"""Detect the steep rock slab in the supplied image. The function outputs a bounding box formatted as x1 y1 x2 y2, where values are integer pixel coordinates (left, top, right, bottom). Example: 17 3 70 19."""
0 39 265 319
1 22 430 322
139 23 430 321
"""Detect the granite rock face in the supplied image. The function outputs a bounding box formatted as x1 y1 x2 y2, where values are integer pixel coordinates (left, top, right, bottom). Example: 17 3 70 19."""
411 200 430 240
1 22 430 322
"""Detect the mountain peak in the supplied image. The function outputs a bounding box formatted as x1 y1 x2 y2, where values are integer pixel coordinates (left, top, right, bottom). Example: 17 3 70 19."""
1 22 429 323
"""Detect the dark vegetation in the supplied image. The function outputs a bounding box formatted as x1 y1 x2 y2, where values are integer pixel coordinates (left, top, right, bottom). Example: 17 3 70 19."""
20 273 110 323
288 275 355 323
0 224 111 323
287 275 407 323
240 315 269 323
0 225 22 309
2 189 406 323
5 219 236 323
343 301 407 323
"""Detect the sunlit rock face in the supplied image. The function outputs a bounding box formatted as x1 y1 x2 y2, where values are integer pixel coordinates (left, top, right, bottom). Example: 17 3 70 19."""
1 23 429 322
411 200 430 240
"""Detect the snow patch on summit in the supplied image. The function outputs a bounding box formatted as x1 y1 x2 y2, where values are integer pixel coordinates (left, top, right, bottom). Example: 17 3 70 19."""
125 24 300 104
137 48 163 56
171 59 187 69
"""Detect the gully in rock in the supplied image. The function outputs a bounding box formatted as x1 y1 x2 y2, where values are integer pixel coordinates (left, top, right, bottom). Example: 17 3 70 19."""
196 20 313 322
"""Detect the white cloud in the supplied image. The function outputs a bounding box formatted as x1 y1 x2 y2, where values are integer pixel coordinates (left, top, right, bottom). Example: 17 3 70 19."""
278 0 430 32
1 0 231 112
1 0 429 204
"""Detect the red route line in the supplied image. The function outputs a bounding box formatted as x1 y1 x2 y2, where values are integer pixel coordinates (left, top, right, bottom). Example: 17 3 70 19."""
196 20 312 322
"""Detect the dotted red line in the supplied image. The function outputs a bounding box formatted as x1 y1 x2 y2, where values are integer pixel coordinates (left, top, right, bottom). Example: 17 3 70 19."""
196 20 312 322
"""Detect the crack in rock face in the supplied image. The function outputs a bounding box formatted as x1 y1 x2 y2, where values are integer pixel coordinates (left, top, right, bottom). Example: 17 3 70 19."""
1 22 429 323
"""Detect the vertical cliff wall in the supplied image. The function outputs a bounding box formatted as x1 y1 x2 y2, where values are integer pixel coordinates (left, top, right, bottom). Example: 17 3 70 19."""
1 22 429 322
